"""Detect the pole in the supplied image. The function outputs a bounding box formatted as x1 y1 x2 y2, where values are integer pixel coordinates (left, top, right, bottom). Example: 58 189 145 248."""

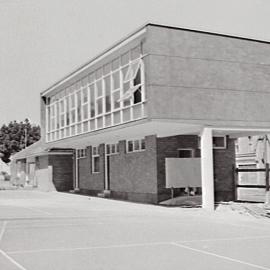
24 128 27 148
201 128 215 210
265 163 270 205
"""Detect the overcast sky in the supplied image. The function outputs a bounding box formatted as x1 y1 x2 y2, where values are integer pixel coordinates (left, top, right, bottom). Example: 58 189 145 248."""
0 0 269 126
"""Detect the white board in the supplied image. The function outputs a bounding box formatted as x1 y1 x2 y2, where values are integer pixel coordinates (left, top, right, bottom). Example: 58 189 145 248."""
165 158 201 188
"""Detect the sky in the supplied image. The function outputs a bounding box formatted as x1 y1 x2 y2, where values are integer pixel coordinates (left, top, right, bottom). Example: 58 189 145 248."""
0 0 270 126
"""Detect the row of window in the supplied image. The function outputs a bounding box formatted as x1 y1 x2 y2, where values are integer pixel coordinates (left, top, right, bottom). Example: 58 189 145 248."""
46 46 145 143
76 139 146 173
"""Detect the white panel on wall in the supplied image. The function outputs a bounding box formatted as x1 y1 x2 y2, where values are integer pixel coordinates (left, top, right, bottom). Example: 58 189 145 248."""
165 158 201 188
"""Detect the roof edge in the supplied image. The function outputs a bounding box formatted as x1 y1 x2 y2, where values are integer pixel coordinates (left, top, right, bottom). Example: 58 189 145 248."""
42 22 270 97
41 23 148 96
147 22 270 45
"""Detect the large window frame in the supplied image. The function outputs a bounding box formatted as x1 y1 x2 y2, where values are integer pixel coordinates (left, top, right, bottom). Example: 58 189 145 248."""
92 146 100 173
45 45 146 143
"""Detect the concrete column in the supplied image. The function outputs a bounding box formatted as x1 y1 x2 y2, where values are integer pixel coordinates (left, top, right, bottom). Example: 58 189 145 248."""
200 128 215 210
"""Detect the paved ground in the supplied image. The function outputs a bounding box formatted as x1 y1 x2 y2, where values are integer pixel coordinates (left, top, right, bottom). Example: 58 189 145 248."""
0 191 270 270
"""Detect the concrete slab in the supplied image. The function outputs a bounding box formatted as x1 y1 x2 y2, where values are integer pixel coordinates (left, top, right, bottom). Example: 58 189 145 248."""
0 190 270 270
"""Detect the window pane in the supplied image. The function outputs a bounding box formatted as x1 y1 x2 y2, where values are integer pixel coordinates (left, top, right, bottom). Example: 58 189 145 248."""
65 97 70 125
60 100 64 112
96 80 103 97
90 84 95 117
112 71 120 89
82 87 88 103
133 88 142 104
113 111 121 125
112 91 120 109
56 103 60 129
60 115 65 127
83 121 88 132
104 76 111 112
83 104 88 120
141 139 145 150
133 68 141 85
97 117 103 129
111 144 115 153
122 66 128 81
77 91 82 122
94 156 100 172
128 141 133 152
123 108 131 122
47 107 51 132
105 114 111 127
71 110 76 123
97 99 103 115
71 125 75 135
71 94 75 108
134 140 140 151
77 123 81 134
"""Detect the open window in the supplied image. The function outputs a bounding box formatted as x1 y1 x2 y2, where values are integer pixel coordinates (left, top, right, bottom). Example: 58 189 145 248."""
118 59 143 104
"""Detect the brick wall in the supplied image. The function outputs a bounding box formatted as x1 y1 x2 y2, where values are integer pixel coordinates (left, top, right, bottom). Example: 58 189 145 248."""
49 154 73 191
156 135 236 202
109 135 158 203
214 137 236 201
156 135 200 202
78 145 105 194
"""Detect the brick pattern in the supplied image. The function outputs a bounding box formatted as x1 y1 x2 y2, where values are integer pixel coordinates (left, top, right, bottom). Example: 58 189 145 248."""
214 137 236 201
78 145 105 192
75 134 235 204
109 135 158 203
156 135 200 202
156 135 235 202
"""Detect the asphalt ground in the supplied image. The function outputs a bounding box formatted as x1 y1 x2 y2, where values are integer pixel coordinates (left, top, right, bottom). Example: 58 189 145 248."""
0 190 270 270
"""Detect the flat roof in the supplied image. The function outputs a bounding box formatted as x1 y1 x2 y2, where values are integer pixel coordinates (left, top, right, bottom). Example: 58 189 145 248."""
42 22 270 97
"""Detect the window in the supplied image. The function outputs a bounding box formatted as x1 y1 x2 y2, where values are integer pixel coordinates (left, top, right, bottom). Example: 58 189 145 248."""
178 149 194 158
118 59 143 106
77 149 87 159
213 136 227 149
82 87 89 120
106 143 119 155
45 46 146 143
70 93 76 124
127 139 146 153
92 146 100 173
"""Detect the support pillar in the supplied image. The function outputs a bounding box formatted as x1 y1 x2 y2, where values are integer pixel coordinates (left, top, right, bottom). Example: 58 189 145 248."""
201 128 215 210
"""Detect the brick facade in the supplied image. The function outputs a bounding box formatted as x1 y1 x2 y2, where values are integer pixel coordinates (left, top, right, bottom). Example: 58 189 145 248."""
109 135 158 203
78 145 105 195
156 135 200 202
48 154 73 191
214 137 236 201
76 134 235 204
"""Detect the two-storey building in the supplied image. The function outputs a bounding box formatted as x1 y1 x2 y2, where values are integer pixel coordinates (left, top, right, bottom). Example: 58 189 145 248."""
13 23 270 209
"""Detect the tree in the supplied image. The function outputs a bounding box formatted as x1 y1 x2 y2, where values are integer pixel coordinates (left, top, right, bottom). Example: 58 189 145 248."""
0 118 40 163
